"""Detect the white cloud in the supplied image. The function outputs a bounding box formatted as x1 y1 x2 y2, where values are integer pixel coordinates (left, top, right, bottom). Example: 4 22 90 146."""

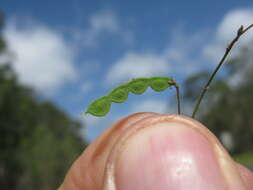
217 9 253 43
165 26 210 74
106 52 170 85
81 81 93 94
81 10 133 47
4 21 77 94
90 10 119 33
83 10 119 47
203 43 224 63
204 9 253 62
130 99 169 114
105 26 208 86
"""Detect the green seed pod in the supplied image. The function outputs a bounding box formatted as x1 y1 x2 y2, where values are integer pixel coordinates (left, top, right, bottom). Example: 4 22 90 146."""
84 76 180 117
128 78 150 95
150 77 173 92
85 96 111 117
108 84 129 103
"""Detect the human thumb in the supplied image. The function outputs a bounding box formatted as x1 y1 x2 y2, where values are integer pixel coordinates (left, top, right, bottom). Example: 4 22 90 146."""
103 114 251 190
59 113 253 190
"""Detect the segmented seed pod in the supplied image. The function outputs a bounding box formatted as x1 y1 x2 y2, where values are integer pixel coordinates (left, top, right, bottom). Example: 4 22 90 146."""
150 77 173 92
85 96 111 117
108 84 129 103
128 78 150 95
85 76 179 117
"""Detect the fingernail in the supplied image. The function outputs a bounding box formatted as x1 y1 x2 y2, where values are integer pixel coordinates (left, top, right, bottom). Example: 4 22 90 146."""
113 121 244 190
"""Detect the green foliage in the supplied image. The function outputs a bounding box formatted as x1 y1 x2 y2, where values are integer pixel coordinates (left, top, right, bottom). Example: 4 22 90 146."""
233 152 253 166
18 123 85 190
0 64 87 190
85 77 174 117
0 13 87 189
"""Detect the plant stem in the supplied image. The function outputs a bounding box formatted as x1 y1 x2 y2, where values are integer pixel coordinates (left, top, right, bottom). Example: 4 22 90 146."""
192 24 253 118
171 81 181 114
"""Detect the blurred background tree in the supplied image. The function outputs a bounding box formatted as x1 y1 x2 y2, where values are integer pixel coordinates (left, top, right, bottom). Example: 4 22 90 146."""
183 43 253 169
0 12 87 190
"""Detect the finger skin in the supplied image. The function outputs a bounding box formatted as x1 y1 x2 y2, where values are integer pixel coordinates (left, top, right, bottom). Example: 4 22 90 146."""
60 112 157 190
59 113 253 190
237 163 253 189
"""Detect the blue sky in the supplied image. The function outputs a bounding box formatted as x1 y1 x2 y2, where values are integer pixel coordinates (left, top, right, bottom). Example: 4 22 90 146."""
1 0 253 141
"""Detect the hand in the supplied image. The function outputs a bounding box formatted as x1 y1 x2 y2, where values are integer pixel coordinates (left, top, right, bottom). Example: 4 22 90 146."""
59 113 253 190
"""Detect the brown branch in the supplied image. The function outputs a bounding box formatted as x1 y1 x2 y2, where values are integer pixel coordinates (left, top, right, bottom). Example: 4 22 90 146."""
170 81 181 114
192 24 253 118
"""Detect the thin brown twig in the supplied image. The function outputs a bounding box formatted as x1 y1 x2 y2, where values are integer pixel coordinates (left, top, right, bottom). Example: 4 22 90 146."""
192 24 253 118
175 83 181 114
170 81 181 114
